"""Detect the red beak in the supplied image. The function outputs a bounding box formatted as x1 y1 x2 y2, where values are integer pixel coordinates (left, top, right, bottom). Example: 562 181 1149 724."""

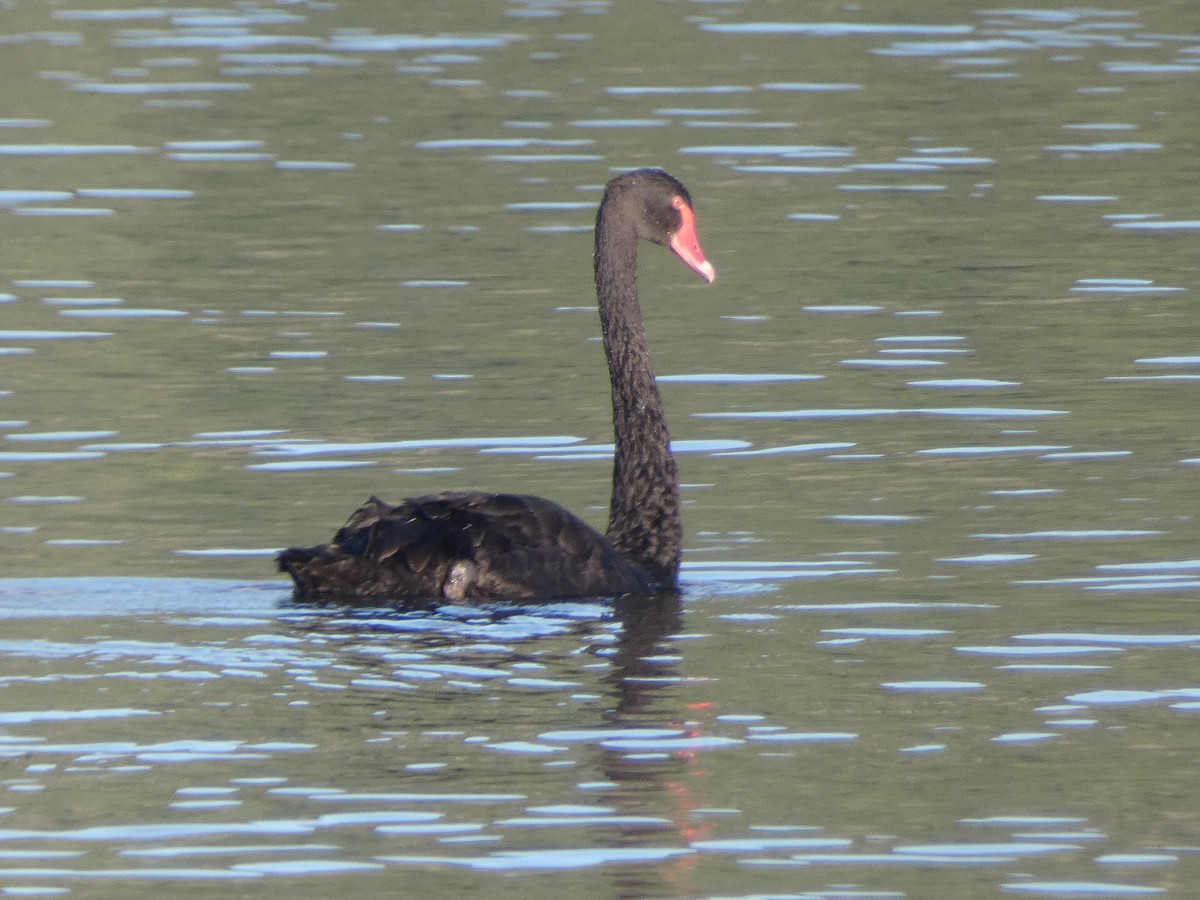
668 200 716 284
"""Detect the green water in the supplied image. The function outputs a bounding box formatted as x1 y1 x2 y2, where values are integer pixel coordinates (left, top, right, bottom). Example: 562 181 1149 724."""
1 1 1199 896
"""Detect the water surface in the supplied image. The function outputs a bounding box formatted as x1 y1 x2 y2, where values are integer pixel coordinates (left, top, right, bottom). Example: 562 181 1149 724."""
1 1 1199 897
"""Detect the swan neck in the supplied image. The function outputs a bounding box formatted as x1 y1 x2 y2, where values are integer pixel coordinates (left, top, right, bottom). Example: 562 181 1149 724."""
594 208 682 586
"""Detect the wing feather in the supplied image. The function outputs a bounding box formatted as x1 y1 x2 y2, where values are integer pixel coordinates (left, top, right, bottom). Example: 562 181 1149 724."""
278 490 657 606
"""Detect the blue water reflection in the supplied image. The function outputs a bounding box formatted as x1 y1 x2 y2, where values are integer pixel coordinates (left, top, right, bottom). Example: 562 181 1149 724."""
2 0 1199 895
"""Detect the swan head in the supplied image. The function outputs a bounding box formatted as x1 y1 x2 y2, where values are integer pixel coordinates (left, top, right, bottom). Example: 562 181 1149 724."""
603 169 717 284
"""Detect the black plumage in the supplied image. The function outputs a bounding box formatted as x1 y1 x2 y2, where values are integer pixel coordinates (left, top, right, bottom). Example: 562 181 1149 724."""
278 169 716 606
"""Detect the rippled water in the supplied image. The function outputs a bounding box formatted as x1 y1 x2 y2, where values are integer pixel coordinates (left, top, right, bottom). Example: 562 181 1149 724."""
2 1 1199 897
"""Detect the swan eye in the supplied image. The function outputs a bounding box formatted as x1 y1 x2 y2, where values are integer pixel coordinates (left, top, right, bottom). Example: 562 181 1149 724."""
668 195 687 231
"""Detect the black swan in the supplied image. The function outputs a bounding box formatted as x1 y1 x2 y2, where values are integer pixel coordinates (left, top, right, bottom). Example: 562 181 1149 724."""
278 168 715 606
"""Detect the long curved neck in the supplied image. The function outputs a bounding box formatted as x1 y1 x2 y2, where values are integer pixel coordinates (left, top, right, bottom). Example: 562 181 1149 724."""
594 203 682 587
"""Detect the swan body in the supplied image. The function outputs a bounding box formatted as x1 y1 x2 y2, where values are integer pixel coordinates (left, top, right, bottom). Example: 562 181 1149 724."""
278 169 715 606
279 491 657 608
